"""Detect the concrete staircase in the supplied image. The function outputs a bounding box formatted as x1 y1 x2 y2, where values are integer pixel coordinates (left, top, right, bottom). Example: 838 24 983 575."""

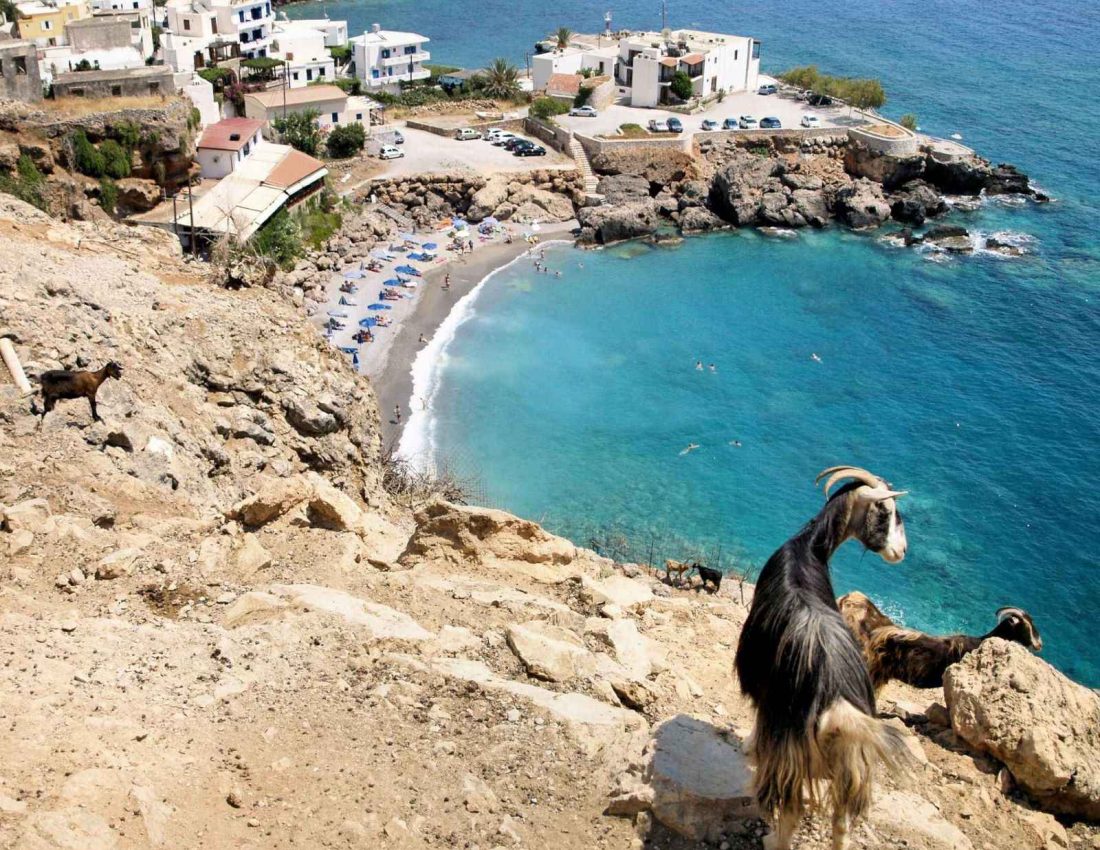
569 137 602 201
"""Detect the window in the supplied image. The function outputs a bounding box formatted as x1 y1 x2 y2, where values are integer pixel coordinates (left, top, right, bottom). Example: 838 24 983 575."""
182 18 190 30
243 141 250 155
404 45 415 54
331 112 338 123
237 10 244 22
751 40 760 59
211 17 216 33
250 7 260 19
380 48 389 59
734 50 738 60
240 31 248 42
305 68 311 80
371 69 379 78
14 57 27 75
317 67 324 77
252 28 260 39
111 85 122 96
291 71 298 80
355 112 362 121
43 19 53 29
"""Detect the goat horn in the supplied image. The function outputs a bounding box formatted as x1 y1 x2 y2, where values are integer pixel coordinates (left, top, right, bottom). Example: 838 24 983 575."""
816 466 884 497
860 487 909 502
996 606 1025 623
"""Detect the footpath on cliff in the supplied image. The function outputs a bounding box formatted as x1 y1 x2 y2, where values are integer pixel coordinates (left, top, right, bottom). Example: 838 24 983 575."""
0 194 1097 850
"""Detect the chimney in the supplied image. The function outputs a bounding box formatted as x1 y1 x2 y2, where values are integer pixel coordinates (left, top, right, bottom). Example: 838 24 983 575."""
371 22 380 33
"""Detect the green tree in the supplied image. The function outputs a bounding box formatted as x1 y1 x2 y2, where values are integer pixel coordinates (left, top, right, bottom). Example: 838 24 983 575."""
0 154 48 212
899 113 918 131
328 44 351 64
326 123 365 158
253 208 302 270
272 109 321 156
573 85 593 108
778 65 820 91
669 69 693 101
479 57 520 100
71 130 105 178
555 27 572 49
845 78 885 111
0 0 21 22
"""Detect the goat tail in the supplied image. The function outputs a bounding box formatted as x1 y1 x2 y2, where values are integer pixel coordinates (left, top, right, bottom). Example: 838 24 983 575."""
815 698 909 822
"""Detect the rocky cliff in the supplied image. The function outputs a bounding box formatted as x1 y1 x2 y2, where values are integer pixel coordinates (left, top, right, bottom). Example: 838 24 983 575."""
0 196 1096 850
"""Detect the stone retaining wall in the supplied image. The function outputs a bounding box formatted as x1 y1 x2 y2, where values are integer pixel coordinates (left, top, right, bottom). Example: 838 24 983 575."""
405 116 525 138
848 126 919 156
523 117 573 153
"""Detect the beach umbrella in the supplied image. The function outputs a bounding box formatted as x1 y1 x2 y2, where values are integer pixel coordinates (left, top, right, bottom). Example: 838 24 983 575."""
368 304 392 311
422 242 438 250
395 264 420 276
383 278 403 286
343 270 364 279
339 346 358 355
358 317 378 328
452 218 467 229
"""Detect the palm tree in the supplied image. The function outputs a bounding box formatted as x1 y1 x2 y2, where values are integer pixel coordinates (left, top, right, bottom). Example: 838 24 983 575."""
0 0 23 22
480 58 520 100
555 27 572 50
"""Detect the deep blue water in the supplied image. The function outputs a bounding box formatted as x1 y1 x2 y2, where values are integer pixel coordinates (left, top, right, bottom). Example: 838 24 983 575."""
297 0 1100 685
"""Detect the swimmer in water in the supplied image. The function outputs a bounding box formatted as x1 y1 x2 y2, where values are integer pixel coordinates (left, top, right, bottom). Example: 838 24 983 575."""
811 352 822 363
680 443 701 456
729 439 742 447
709 363 716 372
695 360 704 371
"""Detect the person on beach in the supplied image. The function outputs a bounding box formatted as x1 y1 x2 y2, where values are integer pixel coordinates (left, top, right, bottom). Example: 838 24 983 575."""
418 334 427 345
443 274 451 291
394 404 402 423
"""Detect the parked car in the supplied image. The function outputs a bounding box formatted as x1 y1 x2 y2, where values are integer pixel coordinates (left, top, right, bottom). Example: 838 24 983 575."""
454 128 481 141
485 128 506 141
666 116 683 133
739 115 759 129
807 93 833 107
647 118 669 133
393 130 405 144
722 117 739 130
379 145 404 160
701 118 719 131
503 136 530 151
758 83 778 95
514 143 547 157
760 117 782 129
800 114 821 128
491 132 518 146
569 105 597 118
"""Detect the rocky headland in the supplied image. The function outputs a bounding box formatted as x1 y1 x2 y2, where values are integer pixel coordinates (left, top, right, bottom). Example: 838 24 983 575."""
1 193 1097 850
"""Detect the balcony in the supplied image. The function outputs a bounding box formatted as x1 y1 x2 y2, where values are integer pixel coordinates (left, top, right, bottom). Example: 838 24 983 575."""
380 49 427 65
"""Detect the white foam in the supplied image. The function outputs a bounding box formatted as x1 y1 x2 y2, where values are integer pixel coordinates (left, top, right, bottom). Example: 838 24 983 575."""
397 240 573 472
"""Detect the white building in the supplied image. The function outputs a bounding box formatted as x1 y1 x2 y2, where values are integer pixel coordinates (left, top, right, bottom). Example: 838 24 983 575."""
269 18 333 88
195 115 263 178
161 0 275 72
90 0 150 12
242 83 375 132
533 28 760 109
275 15 346 48
349 23 429 92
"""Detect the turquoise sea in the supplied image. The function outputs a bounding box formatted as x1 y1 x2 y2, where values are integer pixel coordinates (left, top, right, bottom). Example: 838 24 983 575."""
291 0 1100 685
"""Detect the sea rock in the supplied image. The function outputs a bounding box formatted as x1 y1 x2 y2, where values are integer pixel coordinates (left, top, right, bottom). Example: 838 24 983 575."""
678 206 725 233
399 500 576 569
922 225 973 253
607 715 755 841
924 155 993 195
709 151 785 226
576 199 660 245
985 163 1032 195
597 174 651 205
844 141 926 190
676 179 710 209
790 188 830 228
833 179 892 229
944 639 1100 819
781 172 824 191
506 621 596 682
889 180 948 225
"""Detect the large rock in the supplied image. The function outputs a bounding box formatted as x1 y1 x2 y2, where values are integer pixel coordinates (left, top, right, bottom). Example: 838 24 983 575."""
678 206 725 233
282 397 341 436
921 225 974 253
709 151 785 226
270 584 433 641
844 141 926 190
467 177 508 222
227 476 312 527
306 473 363 531
399 501 576 569
944 639 1100 819
867 791 973 850
597 174 651 205
576 199 660 244
579 574 653 610
1 498 51 532
506 621 596 682
923 155 994 196
890 180 948 225
508 185 575 223
115 178 162 213
790 188 830 228
607 715 755 841
833 179 892 229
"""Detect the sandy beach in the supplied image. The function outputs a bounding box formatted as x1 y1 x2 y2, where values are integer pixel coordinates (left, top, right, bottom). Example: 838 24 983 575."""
313 216 579 448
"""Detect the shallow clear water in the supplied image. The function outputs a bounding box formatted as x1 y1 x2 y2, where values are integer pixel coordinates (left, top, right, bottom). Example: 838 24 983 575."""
294 0 1100 684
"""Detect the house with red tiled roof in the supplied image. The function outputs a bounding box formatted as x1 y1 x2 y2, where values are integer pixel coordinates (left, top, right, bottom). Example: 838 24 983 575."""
196 117 265 179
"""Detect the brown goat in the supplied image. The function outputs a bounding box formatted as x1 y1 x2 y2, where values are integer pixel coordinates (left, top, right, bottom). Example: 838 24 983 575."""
838 591 1043 691
39 361 123 423
664 558 692 584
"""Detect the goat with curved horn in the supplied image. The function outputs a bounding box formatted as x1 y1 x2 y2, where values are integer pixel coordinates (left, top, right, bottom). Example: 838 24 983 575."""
816 466 908 502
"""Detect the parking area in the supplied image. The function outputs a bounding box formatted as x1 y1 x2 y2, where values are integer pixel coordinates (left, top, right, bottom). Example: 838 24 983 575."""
363 126 575 178
557 80 867 139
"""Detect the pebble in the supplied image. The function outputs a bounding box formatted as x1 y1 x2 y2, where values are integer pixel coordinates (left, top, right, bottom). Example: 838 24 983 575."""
505 709 521 723
226 791 242 808
60 622 77 633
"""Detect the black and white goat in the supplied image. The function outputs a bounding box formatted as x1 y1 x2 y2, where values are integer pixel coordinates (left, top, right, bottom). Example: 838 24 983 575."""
837 591 1042 691
735 466 911 850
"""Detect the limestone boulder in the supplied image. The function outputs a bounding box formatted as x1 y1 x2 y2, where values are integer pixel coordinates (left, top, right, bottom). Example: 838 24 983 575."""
579 574 653 611
1 498 51 532
508 185 575 222
400 501 576 569
227 476 312 527
708 150 785 226
596 174 651 205
844 141 926 190
115 178 162 213
678 206 725 234
944 639 1100 819
506 621 596 682
833 179 892 229
306 474 363 532
790 188 830 228
467 177 509 222
607 715 755 841
867 791 973 850
270 584 433 641
889 180 948 225
576 199 660 245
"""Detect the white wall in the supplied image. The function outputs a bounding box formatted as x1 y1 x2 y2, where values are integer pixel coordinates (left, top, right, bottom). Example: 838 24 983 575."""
196 128 262 179
630 52 660 108
182 73 220 127
531 49 582 91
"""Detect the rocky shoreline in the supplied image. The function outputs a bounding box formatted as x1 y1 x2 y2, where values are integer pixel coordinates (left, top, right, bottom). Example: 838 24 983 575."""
575 133 1048 248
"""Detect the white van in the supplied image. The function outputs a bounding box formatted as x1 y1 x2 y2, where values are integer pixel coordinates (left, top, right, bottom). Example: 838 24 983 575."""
454 128 482 141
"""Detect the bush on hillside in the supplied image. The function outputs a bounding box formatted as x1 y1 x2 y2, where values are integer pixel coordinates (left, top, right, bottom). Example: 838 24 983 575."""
0 154 48 212
272 108 321 156
900 113 918 130
326 122 365 158
253 207 302 270
99 139 132 179
71 130 105 178
530 97 570 120
98 177 119 214
778 64 887 110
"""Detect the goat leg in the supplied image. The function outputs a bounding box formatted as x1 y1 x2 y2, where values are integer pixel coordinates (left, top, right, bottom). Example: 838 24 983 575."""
89 395 100 422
